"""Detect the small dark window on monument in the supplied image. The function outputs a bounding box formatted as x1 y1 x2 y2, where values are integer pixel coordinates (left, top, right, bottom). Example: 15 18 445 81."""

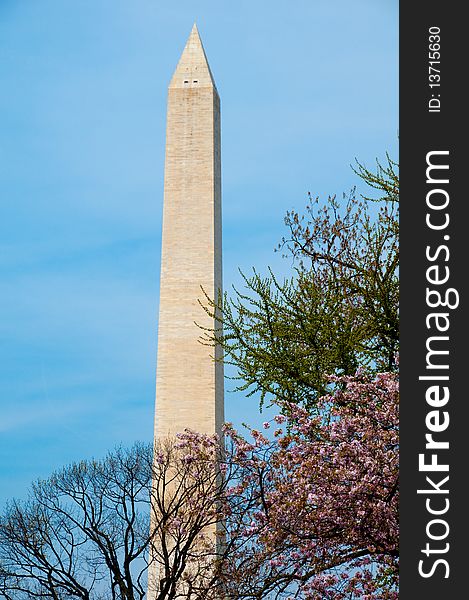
184 80 189 83
193 80 198 83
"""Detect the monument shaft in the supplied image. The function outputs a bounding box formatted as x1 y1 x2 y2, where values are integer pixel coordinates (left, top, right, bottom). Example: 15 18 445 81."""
154 25 223 441
148 27 224 598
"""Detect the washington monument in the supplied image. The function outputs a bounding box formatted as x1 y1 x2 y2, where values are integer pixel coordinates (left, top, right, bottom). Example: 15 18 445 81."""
148 24 224 597
153 24 224 440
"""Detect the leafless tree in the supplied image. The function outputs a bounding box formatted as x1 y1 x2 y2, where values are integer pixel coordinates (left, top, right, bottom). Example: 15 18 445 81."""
0 436 247 600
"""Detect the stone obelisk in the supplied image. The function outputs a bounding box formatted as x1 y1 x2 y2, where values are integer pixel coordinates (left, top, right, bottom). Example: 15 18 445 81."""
153 24 223 441
148 25 223 597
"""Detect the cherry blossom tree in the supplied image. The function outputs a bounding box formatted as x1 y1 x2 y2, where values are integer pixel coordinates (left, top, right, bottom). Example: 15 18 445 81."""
222 371 399 599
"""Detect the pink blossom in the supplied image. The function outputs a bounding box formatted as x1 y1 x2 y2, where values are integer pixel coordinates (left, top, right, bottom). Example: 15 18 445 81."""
224 371 399 598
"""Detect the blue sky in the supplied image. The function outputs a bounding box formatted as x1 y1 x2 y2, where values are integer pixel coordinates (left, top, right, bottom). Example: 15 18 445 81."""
0 0 398 505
